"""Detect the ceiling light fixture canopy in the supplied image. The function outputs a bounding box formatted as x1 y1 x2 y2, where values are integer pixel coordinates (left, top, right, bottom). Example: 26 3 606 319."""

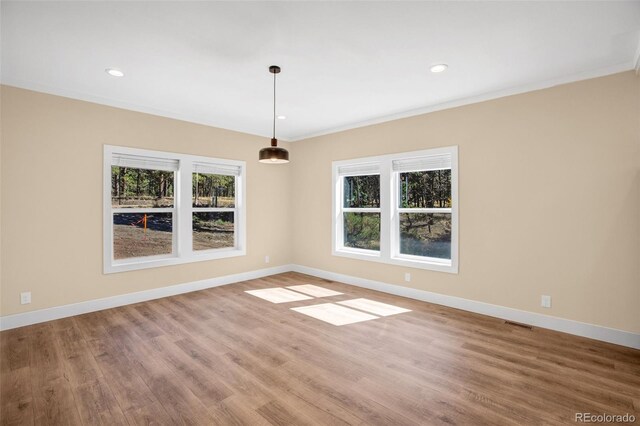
105 68 124 77
430 64 448 73
259 65 289 164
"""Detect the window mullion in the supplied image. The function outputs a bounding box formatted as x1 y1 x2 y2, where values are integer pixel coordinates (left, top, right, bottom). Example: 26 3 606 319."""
342 207 380 213
397 208 452 214
179 158 193 258
236 173 244 251
233 206 238 250
379 159 391 261
192 207 236 212
389 170 399 259
111 207 174 214
333 173 343 250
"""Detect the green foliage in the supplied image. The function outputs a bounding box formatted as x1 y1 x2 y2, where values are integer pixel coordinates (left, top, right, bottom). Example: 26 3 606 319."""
192 212 234 232
400 213 451 259
343 175 380 208
400 169 451 208
344 212 380 250
111 167 174 207
192 173 235 207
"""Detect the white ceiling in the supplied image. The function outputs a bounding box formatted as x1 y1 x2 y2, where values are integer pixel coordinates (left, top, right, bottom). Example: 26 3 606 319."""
2 1 639 141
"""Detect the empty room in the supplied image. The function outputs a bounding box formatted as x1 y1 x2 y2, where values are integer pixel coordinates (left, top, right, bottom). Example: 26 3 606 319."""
1 1 639 425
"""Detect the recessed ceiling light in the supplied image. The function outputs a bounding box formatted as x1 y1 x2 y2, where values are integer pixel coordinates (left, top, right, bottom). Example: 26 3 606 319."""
430 64 448 73
105 68 124 77
277 115 286 120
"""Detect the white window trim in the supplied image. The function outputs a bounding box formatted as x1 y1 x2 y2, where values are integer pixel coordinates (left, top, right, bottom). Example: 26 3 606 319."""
103 145 246 274
332 146 458 274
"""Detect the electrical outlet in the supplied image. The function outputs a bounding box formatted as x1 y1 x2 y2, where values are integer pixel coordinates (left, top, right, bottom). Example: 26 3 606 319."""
541 295 551 308
20 292 31 305
404 272 411 282
265 255 270 264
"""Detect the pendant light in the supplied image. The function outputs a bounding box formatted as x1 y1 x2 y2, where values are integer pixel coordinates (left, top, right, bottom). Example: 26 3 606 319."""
259 65 289 163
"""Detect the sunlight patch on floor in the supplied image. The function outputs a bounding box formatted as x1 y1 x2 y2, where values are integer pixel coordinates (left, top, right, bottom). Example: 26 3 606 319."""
286 284 343 297
337 298 412 316
245 286 411 326
291 303 379 326
245 288 313 304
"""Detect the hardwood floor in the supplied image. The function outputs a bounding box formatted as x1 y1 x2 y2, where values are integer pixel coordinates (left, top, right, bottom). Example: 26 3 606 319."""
1 272 639 425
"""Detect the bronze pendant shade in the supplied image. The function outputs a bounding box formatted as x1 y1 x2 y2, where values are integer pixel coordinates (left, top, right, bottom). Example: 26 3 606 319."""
259 65 289 163
259 138 289 163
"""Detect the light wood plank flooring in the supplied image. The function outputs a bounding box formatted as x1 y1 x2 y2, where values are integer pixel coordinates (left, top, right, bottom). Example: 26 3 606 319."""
1 272 639 425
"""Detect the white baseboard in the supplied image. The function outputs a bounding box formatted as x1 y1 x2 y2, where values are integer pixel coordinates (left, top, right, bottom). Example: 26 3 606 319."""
291 264 640 350
0 264 293 331
3 262 638 350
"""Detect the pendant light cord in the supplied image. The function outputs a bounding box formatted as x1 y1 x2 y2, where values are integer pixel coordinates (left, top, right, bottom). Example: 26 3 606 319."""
272 71 277 139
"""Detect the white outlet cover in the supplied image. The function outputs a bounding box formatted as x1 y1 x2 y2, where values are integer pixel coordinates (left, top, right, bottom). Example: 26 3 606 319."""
404 273 411 282
20 292 31 304
541 295 551 308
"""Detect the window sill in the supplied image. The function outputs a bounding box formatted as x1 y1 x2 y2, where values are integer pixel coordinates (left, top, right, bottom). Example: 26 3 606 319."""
333 247 457 274
105 248 246 274
335 247 380 257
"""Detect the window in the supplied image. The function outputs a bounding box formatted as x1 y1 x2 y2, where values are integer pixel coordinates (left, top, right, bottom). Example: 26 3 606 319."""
192 163 238 252
340 165 381 252
104 146 245 273
332 146 458 273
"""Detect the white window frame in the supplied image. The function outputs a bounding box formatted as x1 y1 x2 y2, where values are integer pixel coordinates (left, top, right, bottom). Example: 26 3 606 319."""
103 145 246 274
332 146 458 274
336 164 382 257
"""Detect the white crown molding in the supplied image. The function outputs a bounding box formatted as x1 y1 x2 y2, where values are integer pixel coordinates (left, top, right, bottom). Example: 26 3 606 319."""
0 79 293 143
0 264 293 331
2 62 633 144
289 62 634 141
291 264 640 350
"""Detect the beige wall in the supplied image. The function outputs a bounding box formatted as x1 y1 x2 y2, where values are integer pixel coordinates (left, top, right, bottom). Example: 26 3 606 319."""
2 72 639 334
0 86 292 316
291 71 640 333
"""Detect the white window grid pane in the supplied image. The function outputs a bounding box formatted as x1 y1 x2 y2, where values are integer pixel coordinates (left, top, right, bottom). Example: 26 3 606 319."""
191 208 238 251
111 169 176 210
111 208 178 263
393 168 452 261
191 172 238 250
192 171 236 212
338 174 381 253
342 173 381 209
111 161 178 263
